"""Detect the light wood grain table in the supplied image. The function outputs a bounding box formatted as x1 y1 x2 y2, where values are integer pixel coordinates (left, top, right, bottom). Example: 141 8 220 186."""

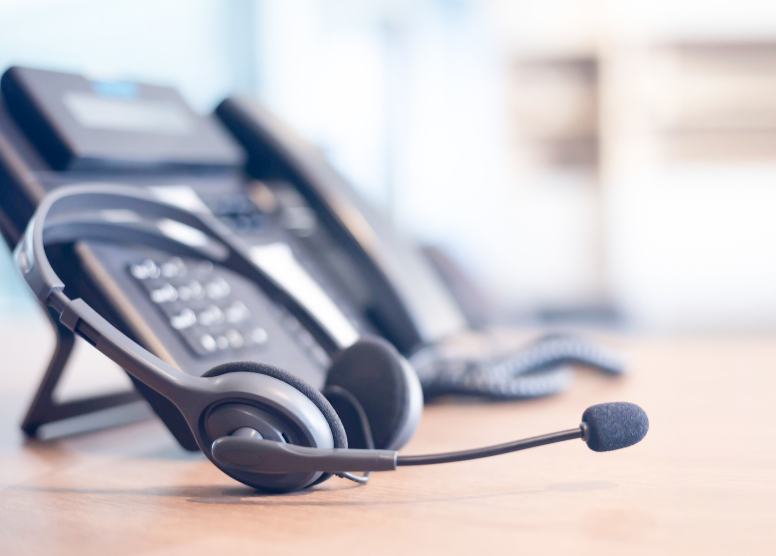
1 319 774 555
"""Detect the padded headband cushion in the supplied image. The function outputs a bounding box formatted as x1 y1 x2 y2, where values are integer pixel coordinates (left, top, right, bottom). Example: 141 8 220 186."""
202 361 347 449
324 337 410 450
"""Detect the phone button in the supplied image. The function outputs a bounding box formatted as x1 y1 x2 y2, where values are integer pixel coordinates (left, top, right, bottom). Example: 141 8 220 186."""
177 280 205 301
170 309 197 330
198 305 226 327
199 334 218 353
249 327 268 346
205 277 231 299
215 335 230 350
150 283 178 304
130 259 161 280
160 257 187 279
225 329 244 349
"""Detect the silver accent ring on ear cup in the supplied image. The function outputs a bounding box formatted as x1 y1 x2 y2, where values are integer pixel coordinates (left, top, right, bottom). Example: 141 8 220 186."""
201 371 335 492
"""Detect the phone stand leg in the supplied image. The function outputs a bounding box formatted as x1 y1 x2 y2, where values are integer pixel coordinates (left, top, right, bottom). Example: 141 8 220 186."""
21 308 142 438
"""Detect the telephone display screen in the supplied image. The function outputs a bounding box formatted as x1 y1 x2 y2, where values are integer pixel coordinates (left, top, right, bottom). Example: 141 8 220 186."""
63 92 193 135
1 66 244 170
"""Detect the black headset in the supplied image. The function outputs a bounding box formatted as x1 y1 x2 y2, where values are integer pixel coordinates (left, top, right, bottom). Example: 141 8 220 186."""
15 184 649 493
16 184 424 492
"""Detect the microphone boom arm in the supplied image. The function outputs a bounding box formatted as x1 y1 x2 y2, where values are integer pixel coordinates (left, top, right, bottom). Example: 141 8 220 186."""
211 426 587 474
397 427 585 466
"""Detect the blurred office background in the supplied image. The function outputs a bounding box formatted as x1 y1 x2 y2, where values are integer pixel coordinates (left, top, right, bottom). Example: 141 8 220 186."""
2 0 776 332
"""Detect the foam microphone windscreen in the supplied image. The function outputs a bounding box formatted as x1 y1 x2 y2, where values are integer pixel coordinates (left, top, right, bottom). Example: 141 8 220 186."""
582 402 648 452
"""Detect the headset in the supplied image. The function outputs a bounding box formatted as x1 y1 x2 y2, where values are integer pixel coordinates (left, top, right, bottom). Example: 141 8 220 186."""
15 184 649 493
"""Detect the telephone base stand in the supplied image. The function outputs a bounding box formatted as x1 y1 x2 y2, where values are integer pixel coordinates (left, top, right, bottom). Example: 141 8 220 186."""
21 309 145 439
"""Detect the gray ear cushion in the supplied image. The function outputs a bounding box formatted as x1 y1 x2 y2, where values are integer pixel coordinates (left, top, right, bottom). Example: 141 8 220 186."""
324 337 411 450
203 361 347 449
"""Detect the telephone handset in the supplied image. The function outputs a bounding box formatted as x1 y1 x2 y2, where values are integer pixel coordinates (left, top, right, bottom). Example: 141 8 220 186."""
215 98 468 355
0 66 423 448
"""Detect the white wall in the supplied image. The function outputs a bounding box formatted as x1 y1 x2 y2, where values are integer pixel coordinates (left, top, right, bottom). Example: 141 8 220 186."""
599 0 776 330
256 0 603 314
3 0 776 331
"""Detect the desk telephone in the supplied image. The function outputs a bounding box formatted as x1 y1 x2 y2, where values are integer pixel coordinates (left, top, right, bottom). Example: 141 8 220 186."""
0 66 624 449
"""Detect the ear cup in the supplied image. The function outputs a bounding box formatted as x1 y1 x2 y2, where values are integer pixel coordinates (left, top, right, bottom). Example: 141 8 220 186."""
203 361 348 489
203 361 348 450
322 385 374 450
324 337 422 450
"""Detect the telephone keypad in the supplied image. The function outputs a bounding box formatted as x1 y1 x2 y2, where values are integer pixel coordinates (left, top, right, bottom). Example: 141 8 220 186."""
128 256 275 358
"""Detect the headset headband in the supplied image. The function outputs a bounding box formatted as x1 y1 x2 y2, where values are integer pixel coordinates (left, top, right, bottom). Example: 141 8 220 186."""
13 184 337 459
17 183 340 341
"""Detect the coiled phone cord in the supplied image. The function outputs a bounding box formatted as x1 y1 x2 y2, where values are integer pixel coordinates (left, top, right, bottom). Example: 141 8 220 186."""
411 333 627 400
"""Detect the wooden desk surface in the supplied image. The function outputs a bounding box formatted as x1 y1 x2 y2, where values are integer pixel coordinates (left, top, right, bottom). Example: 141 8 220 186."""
1 321 774 555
